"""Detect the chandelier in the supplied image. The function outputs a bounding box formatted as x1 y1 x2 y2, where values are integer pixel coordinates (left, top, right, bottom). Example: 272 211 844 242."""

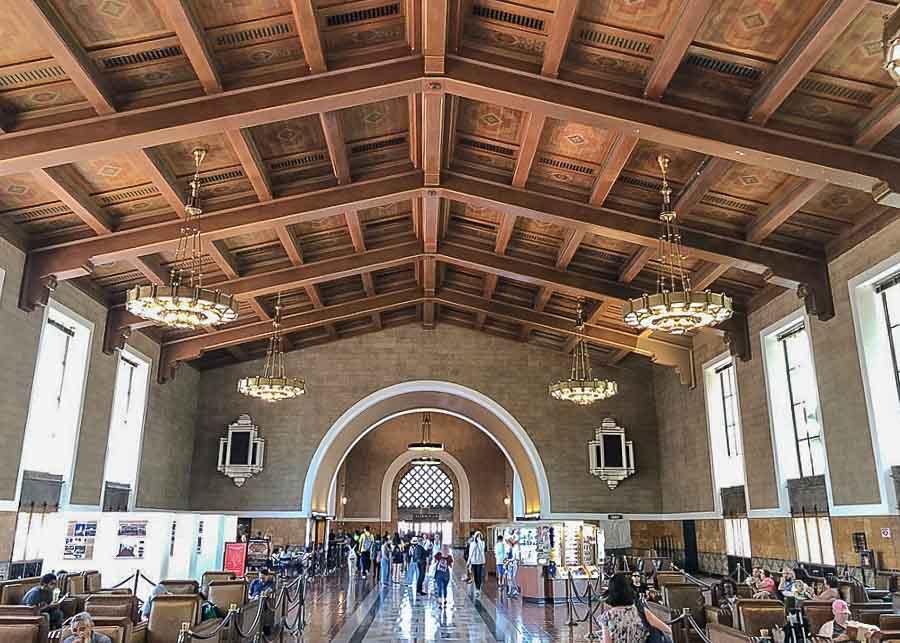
413 456 442 466
549 301 618 405
623 155 733 334
237 292 306 402
125 148 238 330
407 412 443 451
884 5 900 85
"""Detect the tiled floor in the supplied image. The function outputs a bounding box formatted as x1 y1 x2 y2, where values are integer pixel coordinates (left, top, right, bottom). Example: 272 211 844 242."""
296 563 605 642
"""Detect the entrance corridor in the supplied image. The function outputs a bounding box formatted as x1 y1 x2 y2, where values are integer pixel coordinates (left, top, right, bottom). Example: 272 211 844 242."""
298 556 599 642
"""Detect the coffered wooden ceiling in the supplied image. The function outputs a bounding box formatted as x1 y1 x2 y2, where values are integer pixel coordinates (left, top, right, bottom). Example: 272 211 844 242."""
2 0 900 384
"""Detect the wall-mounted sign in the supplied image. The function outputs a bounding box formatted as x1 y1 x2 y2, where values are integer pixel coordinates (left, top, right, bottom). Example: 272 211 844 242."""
115 520 147 559
64 521 97 560
246 538 270 570
882 527 892 539
588 418 636 489
218 415 265 487
607 514 624 520
224 542 248 577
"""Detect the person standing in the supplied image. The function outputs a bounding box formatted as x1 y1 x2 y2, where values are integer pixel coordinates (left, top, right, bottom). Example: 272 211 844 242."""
412 537 428 596
494 534 506 590
433 544 454 607
358 527 373 579
380 537 391 586
467 531 487 597
463 530 475 583
391 533 404 582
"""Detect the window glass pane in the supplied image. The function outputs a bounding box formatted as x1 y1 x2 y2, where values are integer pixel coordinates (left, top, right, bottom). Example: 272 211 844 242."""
818 518 836 566
739 519 751 558
725 519 735 555
806 517 822 563
103 353 150 489
885 282 900 318
797 440 813 478
794 518 810 563
809 436 827 479
398 466 454 509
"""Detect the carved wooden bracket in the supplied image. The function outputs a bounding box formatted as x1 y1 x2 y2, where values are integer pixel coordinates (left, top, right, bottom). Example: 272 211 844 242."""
798 272 835 322
720 313 751 362
102 308 132 355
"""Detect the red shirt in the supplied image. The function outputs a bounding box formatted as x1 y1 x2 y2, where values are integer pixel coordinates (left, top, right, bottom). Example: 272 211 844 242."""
759 577 776 593
433 553 453 573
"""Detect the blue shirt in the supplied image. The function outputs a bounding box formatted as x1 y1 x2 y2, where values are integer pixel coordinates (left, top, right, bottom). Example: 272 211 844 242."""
249 578 274 598
22 586 53 607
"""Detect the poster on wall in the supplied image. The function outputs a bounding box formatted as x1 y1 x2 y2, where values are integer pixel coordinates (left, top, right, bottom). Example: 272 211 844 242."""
246 539 270 570
224 542 248 577
115 520 147 559
64 521 97 560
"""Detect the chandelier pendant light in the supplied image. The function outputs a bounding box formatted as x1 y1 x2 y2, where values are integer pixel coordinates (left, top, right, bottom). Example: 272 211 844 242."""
623 155 733 335
238 292 306 402
407 412 444 451
126 148 239 330
549 301 618 405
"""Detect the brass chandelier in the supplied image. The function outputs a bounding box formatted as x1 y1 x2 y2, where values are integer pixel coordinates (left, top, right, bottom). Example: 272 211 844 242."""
549 301 617 405
238 292 306 402
126 148 238 329
407 412 444 451
623 155 733 335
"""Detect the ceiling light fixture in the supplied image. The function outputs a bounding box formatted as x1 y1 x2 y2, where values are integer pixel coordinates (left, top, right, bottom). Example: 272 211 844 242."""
237 292 306 402
126 148 238 329
549 301 618 405
622 155 733 334
407 412 443 451
884 6 900 85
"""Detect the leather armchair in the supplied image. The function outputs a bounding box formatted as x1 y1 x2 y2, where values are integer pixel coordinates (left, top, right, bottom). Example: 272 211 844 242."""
734 599 786 636
0 614 50 643
84 571 102 594
707 622 753 643
207 581 247 613
879 615 900 642
86 594 140 623
1 578 42 605
801 601 834 637
147 594 201 643
656 572 686 591
201 572 235 597
158 580 200 595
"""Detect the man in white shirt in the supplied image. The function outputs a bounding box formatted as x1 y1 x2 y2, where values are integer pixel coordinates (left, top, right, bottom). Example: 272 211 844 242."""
495 534 506 589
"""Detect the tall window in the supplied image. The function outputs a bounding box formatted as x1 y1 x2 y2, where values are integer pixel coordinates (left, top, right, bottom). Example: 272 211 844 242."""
878 276 900 402
778 324 825 478
793 515 835 565
20 306 91 480
103 349 150 494
724 518 751 559
718 364 741 457
398 466 453 510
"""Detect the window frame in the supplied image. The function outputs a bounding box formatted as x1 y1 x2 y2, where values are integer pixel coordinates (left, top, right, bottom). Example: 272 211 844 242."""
792 514 835 566
777 324 825 479
716 363 741 458
878 278 900 404
397 465 454 510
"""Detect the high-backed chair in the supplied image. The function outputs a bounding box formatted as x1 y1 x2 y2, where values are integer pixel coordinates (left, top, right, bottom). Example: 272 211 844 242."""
657 572 686 591
707 622 754 643
84 571 102 593
659 584 707 643
734 599 786 636
879 615 900 642
86 593 140 623
158 580 199 595
1 578 42 605
735 585 754 599
802 601 835 637
0 614 49 643
54 616 129 643
207 581 247 612
855 606 894 627
147 595 220 643
201 572 235 597
0 606 39 617
66 574 86 596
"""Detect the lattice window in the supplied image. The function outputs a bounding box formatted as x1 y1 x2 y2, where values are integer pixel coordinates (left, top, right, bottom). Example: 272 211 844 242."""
397 466 454 510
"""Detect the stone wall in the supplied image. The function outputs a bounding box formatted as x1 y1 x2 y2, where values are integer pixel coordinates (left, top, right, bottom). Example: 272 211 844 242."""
0 237 199 512
190 323 666 515
338 413 510 521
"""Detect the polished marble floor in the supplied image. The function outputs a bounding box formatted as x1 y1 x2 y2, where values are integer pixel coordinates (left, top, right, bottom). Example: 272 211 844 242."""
295 561 605 642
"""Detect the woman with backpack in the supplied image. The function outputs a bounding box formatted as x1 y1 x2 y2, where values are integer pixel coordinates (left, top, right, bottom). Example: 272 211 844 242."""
467 530 487 597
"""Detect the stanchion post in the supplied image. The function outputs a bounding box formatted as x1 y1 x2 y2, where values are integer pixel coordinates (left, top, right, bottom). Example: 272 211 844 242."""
586 583 601 640
566 575 576 627
133 569 139 598
178 622 190 643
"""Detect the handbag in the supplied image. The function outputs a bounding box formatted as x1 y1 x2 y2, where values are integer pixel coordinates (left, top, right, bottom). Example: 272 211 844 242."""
637 600 674 643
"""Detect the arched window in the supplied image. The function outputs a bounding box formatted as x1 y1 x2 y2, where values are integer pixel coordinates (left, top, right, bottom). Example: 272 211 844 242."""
398 465 453 510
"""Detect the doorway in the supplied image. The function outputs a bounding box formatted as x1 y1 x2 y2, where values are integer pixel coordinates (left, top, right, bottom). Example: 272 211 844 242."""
398 520 452 544
682 520 699 574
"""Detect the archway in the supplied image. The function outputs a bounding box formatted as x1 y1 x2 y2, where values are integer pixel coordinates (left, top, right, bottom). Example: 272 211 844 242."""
302 381 551 517
380 450 471 523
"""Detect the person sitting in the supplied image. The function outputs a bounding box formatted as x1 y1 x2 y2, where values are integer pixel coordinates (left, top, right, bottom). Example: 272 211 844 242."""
817 575 842 602
141 583 167 620
718 579 739 608
22 572 63 629
818 599 860 641
779 568 796 594
249 567 275 599
791 579 813 600
64 611 112 643
754 569 777 599
747 567 763 591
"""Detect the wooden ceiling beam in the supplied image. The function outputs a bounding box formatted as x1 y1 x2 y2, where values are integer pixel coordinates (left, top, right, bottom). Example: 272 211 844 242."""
131 254 169 286
494 214 516 255
556 229 585 270
442 57 900 200
745 178 828 244
129 149 187 217
855 90 900 150
424 0 449 74
423 86 445 186
589 134 639 207
0 58 423 176
226 129 272 201
439 173 830 307
162 287 424 365
320 111 351 185
541 0 579 78
206 240 240 279
512 113 546 188
345 210 367 252
619 246 655 284
746 0 868 125
13 0 116 115
692 262 731 291
290 0 327 74
673 156 733 215
643 0 715 101
275 224 304 265
436 288 695 386
159 0 222 94
33 167 113 235
247 297 271 321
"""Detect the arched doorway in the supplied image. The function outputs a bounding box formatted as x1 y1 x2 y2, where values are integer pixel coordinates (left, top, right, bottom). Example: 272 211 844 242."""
394 463 455 544
302 381 552 517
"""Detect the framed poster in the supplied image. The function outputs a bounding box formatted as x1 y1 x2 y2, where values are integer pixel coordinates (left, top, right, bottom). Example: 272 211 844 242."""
64 521 97 560
115 520 147 559
224 542 248 577
246 539 270 570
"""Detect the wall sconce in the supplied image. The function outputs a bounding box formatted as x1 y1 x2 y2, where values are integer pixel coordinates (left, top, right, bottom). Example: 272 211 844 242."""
217 414 265 487
503 496 511 506
588 417 635 489
341 496 348 505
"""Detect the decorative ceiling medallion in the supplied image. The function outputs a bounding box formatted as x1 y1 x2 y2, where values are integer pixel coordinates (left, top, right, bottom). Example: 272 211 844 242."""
480 112 501 127
740 12 766 30
6 184 28 195
99 0 128 19
566 134 586 145
738 175 759 186
98 164 122 178
364 109 385 124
